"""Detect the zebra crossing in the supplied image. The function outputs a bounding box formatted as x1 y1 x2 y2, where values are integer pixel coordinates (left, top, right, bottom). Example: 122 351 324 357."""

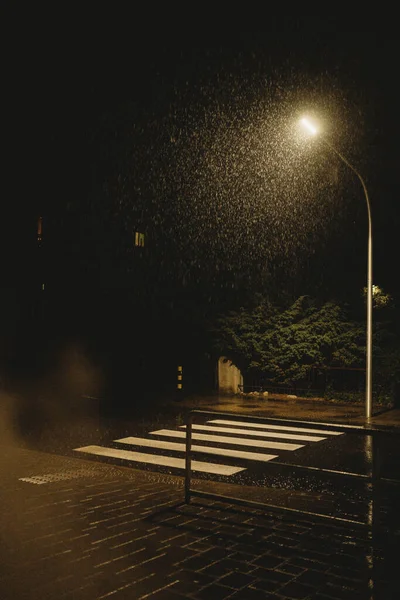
74 418 344 477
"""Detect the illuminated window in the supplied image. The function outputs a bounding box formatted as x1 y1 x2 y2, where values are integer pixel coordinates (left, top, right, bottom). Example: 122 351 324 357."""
135 232 145 247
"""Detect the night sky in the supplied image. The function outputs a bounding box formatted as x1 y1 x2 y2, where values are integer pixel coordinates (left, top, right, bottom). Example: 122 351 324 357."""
9 30 397 284
4 26 400 390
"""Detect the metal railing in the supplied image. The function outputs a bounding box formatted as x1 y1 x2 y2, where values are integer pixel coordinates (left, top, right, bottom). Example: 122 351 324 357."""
184 409 400 527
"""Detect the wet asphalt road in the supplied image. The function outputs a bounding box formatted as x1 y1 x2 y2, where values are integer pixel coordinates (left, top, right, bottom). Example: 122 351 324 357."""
7 389 400 528
18 411 399 527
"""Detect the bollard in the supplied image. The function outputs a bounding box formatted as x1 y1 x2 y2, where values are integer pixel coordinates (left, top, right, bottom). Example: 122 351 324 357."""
185 414 192 504
176 365 183 400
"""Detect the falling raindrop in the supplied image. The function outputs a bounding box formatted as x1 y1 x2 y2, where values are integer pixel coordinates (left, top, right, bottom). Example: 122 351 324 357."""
59 46 373 320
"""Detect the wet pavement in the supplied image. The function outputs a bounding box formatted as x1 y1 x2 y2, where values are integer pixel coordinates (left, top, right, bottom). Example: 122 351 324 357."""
174 394 400 428
1 442 400 599
1 391 400 598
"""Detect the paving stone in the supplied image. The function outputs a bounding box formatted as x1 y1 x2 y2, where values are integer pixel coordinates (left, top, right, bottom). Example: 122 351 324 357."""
320 581 368 600
257 541 298 558
275 523 309 535
144 589 186 600
198 546 231 562
215 557 257 574
329 553 366 569
327 565 365 582
228 587 276 599
236 531 264 545
279 580 316 598
268 533 302 546
278 563 306 576
295 568 329 587
218 570 257 589
183 540 212 552
227 550 258 564
180 553 220 571
193 582 236 599
287 557 330 572
200 555 257 577
200 561 235 577
228 542 261 555
252 553 286 569
310 595 342 600
203 534 237 548
250 566 294 583
296 549 331 562
214 524 251 539
326 572 369 591
162 548 196 567
165 569 215 594
250 578 281 593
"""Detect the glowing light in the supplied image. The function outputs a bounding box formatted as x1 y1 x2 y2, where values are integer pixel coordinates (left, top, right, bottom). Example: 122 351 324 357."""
300 117 318 136
372 285 380 296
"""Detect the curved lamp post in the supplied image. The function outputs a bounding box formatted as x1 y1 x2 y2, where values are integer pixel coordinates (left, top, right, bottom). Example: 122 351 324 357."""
300 117 373 419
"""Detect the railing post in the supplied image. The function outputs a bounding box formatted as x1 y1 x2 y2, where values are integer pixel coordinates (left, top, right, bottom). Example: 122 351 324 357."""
371 433 381 532
368 433 380 598
185 412 192 504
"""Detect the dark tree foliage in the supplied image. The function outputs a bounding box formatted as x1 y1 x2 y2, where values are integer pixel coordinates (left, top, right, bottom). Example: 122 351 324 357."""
212 295 367 384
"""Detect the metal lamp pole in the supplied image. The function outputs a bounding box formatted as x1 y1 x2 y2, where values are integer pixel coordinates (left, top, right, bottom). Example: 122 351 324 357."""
325 141 372 419
300 119 373 419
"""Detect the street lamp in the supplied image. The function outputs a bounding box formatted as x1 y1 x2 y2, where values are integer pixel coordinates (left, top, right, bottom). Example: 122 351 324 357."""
300 117 373 420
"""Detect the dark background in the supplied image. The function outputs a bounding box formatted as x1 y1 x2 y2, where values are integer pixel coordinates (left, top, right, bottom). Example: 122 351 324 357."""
3 24 400 410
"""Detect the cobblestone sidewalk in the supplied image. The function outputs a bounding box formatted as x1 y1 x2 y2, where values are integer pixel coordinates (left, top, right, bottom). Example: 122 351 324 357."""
1 445 398 599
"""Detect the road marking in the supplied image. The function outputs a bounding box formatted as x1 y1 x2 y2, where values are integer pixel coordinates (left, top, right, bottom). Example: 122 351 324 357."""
73 445 245 476
150 429 304 451
179 424 325 442
208 419 344 436
116 436 278 462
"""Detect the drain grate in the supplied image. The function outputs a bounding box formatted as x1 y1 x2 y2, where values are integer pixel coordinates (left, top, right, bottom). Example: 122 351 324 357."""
19 468 99 485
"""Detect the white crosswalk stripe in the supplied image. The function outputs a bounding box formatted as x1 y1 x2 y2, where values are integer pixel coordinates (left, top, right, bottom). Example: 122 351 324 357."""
74 445 245 475
116 436 278 462
208 419 344 436
179 423 326 442
74 417 340 477
149 429 304 451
